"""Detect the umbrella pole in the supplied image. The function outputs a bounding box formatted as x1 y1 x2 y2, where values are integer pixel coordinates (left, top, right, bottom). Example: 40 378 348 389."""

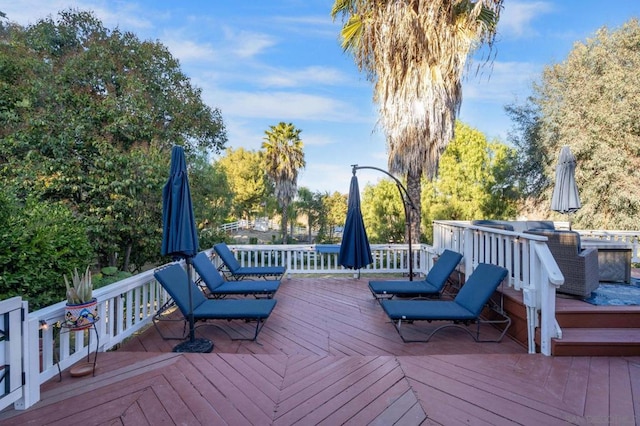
187 258 195 342
172 257 214 353
407 206 413 281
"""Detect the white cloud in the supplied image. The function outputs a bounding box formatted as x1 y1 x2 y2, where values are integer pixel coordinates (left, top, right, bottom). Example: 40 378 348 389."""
499 1 555 38
222 118 266 152
271 14 341 39
162 36 217 63
258 66 349 88
463 61 541 103
301 134 335 147
223 28 277 59
3 0 155 32
209 90 359 122
298 162 389 194
298 163 352 193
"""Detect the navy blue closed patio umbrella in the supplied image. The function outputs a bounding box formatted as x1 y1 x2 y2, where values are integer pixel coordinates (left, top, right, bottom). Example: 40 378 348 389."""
161 146 212 353
339 173 373 273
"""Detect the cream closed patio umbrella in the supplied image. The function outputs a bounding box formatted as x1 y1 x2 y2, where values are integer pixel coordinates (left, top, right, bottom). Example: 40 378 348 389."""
550 145 581 229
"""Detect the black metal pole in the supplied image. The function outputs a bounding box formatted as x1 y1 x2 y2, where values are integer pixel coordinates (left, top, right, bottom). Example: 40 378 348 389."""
186 256 195 342
172 256 214 353
352 165 418 280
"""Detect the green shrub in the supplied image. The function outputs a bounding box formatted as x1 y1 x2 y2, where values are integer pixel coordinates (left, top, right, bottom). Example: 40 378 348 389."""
199 227 230 250
0 193 95 310
92 266 132 288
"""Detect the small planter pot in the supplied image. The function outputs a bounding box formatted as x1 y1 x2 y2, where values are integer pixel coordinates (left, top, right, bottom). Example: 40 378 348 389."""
64 298 98 330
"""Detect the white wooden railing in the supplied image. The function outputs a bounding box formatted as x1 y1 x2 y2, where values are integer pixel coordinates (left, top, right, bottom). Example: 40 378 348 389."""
8 243 436 410
218 219 250 232
14 270 170 410
4 226 639 410
215 244 432 277
433 220 640 357
576 230 640 263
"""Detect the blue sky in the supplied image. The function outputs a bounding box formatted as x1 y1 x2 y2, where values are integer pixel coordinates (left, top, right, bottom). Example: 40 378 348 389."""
5 1 640 193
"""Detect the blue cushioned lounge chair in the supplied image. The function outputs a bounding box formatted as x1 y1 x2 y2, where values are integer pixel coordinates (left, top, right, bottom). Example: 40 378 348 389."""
153 263 277 341
380 263 510 343
213 243 286 280
368 249 463 300
193 252 280 299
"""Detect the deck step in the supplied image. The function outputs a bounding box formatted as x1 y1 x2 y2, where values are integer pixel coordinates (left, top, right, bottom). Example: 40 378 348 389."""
555 305 640 328
551 328 640 356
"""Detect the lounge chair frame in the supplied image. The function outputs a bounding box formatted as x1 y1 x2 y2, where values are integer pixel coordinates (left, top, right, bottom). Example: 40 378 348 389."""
381 263 511 343
193 252 280 299
368 249 463 300
213 243 286 281
153 263 276 341
391 309 512 343
153 299 188 340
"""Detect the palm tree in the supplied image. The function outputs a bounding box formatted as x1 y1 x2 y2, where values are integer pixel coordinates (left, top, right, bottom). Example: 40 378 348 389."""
262 122 306 243
332 0 503 242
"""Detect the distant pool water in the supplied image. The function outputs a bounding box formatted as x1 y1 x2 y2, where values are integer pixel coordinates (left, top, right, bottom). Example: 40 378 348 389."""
584 278 640 306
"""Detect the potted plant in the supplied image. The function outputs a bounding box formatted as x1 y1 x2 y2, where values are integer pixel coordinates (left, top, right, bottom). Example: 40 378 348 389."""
63 266 98 330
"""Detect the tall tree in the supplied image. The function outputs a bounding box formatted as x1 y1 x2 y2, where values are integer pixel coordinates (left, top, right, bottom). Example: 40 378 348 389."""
296 187 325 243
508 19 640 229
332 0 503 242
361 179 406 243
422 121 518 242
217 148 270 221
322 191 348 242
0 10 227 270
189 155 232 231
262 122 305 243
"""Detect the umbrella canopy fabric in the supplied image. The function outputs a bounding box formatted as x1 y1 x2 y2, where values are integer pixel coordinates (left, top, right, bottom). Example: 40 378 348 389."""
160 146 212 353
339 175 373 270
161 146 199 259
551 145 581 214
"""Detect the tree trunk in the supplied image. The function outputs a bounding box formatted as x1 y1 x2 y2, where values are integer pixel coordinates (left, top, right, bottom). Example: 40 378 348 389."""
281 203 288 244
406 167 422 244
123 244 132 272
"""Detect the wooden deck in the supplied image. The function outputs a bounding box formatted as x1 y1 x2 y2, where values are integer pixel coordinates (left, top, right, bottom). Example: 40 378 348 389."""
2 277 639 425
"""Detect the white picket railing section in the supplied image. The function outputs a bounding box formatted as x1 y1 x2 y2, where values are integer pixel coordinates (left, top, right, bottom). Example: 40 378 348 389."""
8 243 436 410
16 271 171 410
218 219 250 232
432 220 640 357
4 225 639 410
577 230 640 262
219 244 431 277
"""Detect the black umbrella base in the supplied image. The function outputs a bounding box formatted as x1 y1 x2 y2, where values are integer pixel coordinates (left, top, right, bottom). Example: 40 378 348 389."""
172 338 214 353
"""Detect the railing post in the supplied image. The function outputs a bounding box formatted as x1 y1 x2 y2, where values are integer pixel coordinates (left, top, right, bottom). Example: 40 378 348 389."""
14 303 39 410
463 227 474 278
530 241 563 356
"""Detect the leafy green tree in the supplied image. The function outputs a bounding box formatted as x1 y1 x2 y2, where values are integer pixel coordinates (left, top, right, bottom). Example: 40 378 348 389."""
262 122 305 243
361 180 405 243
504 102 549 200
332 0 504 245
320 191 348 242
0 10 226 270
189 154 232 234
296 187 325 243
217 148 269 221
422 122 518 242
508 19 640 229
